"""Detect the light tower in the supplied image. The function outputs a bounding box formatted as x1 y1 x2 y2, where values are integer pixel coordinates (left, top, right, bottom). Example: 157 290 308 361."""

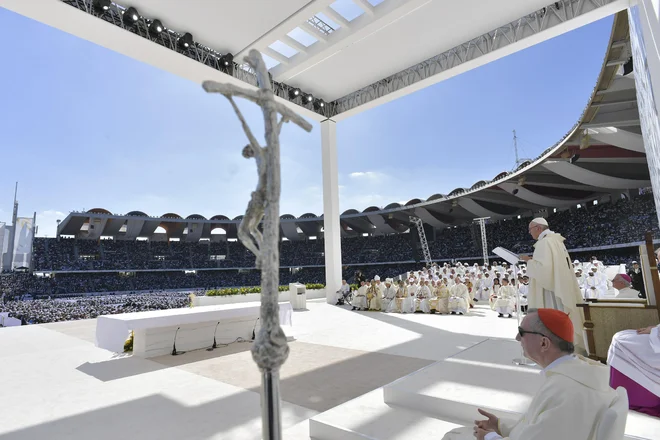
473 216 490 265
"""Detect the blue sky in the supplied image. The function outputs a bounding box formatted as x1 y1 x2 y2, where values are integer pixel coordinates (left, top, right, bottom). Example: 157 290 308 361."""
0 7 613 237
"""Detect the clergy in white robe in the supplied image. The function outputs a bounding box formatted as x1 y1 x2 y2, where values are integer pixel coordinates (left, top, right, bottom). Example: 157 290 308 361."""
473 274 484 301
494 279 516 317
482 273 494 302
612 274 641 299
520 218 585 353
382 279 397 312
393 281 410 313
430 281 450 314
443 309 618 440
489 280 500 310
351 281 368 310
367 281 382 311
583 271 607 299
448 279 470 315
608 324 660 417
415 281 432 313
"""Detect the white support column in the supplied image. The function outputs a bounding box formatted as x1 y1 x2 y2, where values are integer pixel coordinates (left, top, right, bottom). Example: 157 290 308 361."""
321 119 342 303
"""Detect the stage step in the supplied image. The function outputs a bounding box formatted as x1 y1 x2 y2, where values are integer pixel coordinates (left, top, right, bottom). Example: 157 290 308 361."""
383 338 541 423
309 390 465 440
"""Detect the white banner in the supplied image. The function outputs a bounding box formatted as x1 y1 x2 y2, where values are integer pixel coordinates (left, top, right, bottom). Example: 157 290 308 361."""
12 217 34 270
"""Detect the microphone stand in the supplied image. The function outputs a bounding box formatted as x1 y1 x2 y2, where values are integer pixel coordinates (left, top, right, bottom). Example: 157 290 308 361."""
207 322 221 351
172 327 185 356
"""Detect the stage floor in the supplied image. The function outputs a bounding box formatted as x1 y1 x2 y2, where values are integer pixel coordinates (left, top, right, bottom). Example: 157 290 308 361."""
1 301 655 439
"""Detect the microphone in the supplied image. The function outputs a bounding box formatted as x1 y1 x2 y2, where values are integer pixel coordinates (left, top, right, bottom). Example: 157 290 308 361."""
171 327 185 356
206 322 221 351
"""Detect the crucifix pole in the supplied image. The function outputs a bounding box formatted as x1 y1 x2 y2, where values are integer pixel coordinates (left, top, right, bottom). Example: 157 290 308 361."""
203 50 312 440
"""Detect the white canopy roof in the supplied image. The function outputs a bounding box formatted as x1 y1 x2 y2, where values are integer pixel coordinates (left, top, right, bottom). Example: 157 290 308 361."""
1 0 630 121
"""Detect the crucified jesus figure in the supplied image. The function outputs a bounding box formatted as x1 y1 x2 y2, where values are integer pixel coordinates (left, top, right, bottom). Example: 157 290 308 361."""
215 94 291 268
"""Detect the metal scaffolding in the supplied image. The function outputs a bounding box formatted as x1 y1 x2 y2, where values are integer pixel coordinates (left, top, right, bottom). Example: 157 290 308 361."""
474 217 490 266
409 216 432 265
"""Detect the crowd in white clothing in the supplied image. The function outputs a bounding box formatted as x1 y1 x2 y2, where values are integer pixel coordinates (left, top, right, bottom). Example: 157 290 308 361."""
338 261 533 318
337 255 646 318
573 257 643 300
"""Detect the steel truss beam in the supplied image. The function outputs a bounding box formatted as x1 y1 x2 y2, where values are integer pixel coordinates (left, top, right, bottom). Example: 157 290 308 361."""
331 0 628 116
59 0 332 118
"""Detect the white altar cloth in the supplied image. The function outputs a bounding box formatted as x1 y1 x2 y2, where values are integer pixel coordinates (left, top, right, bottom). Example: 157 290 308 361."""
96 302 293 354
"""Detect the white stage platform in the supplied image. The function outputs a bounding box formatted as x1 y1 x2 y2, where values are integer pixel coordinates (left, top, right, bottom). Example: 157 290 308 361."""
308 338 660 440
96 302 293 357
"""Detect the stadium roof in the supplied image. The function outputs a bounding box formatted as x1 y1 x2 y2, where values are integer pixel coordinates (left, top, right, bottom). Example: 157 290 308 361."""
55 10 648 241
2 0 630 121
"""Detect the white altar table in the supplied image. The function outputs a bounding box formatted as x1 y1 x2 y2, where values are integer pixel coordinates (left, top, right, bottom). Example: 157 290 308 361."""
95 302 293 357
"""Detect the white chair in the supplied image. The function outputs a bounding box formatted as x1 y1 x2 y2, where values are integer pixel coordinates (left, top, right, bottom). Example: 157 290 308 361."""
595 387 629 440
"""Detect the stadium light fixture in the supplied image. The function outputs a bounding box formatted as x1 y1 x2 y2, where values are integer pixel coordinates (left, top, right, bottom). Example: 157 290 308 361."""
149 19 164 35
220 53 234 75
93 0 112 13
313 98 326 111
122 7 139 26
178 32 194 49
220 53 233 68
302 93 314 104
288 88 301 100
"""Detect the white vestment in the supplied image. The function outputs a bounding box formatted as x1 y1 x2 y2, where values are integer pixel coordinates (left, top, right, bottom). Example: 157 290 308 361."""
608 326 660 398
526 230 585 351
448 283 469 314
495 285 516 315
352 285 368 309
382 286 397 312
615 286 641 299
583 275 607 299
443 356 617 440
415 285 432 313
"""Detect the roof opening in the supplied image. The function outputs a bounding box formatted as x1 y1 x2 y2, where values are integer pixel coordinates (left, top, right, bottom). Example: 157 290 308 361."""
269 40 298 58
260 53 280 70
330 0 365 21
287 27 318 47
312 12 340 32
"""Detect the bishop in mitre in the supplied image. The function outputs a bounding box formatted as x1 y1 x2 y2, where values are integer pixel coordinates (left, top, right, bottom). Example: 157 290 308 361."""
519 218 585 353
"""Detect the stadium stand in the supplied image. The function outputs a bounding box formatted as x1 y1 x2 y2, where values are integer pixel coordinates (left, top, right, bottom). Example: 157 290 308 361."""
0 193 654 299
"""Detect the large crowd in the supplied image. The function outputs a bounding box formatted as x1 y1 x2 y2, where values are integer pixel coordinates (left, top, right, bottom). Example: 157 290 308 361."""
0 194 656 324
1 291 192 325
30 194 658 273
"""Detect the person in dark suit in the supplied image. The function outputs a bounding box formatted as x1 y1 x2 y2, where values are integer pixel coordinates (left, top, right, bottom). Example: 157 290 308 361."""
628 261 646 298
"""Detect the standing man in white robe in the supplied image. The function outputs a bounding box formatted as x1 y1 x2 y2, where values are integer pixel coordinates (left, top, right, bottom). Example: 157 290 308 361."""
481 272 494 302
494 278 516 318
519 218 585 353
443 309 618 440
